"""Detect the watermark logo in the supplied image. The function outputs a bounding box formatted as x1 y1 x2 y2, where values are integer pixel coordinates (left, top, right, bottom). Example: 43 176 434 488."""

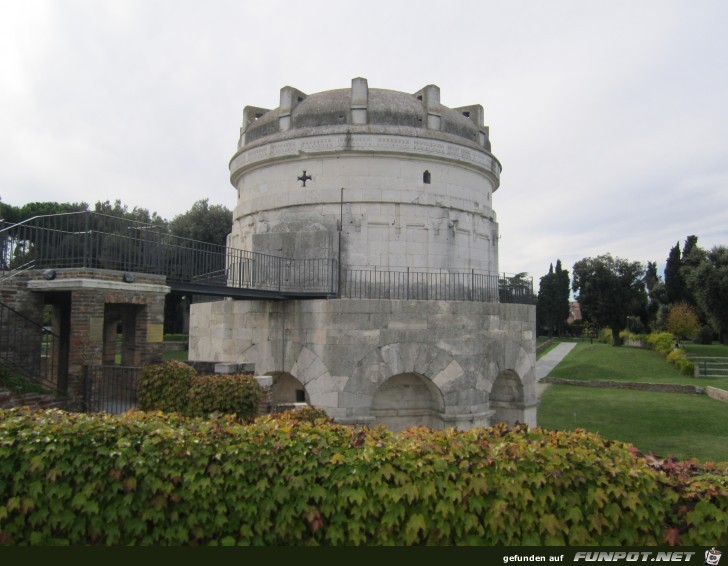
705 549 721 566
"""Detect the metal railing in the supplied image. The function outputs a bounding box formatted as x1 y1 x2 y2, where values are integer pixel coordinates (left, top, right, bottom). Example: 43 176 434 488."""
0 301 62 392
340 267 532 304
692 357 728 379
1 212 533 303
0 212 337 294
82 365 139 414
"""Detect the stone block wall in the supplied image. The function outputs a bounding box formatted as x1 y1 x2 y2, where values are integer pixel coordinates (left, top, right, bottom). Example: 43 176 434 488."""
190 298 536 429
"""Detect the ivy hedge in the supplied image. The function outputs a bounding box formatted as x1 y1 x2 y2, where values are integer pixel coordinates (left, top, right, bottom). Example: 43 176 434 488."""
137 361 261 421
0 407 725 545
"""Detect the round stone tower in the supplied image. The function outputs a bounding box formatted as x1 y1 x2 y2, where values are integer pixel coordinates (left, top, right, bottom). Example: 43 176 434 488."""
228 78 501 273
189 78 537 431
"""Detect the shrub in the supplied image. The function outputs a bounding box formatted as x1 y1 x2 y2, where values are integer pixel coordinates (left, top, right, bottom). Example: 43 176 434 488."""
694 325 714 345
137 360 196 414
646 332 674 357
0 367 45 395
187 374 261 421
598 328 613 344
666 348 695 376
271 405 332 424
666 303 700 339
0 408 726 545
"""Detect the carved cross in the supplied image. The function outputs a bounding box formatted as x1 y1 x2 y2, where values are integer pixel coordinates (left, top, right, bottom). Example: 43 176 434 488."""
297 170 312 187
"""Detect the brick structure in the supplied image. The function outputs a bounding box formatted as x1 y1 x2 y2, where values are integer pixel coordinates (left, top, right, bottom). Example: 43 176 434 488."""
2 268 169 407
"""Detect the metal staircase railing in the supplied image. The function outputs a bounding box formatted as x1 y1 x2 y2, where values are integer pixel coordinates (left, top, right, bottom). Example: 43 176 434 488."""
0 300 62 393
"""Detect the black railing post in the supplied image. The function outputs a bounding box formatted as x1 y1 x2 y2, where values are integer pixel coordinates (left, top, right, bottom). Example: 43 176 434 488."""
83 212 90 268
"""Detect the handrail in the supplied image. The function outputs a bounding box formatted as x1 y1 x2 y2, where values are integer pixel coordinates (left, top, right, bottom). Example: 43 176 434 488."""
0 301 63 393
0 211 534 302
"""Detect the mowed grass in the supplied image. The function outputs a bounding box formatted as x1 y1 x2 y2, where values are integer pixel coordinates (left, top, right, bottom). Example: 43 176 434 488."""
538 386 728 462
683 342 728 357
539 341 728 462
548 342 719 387
163 349 188 362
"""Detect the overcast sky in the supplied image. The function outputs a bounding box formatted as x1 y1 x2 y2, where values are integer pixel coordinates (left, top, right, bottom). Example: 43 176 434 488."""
1 0 726 283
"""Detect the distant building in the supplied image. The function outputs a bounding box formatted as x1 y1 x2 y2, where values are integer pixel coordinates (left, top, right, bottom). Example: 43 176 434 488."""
568 301 582 325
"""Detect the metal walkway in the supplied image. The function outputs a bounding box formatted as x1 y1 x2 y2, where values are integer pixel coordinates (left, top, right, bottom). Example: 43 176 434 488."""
1 211 533 303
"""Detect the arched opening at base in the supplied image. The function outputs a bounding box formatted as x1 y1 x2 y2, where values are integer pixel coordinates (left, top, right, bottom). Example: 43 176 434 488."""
490 369 525 426
371 372 445 432
267 372 310 408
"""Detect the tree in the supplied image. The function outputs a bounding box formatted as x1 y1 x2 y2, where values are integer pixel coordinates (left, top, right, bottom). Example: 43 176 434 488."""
554 260 571 336
572 254 647 346
537 264 558 338
665 303 700 339
643 261 666 331
93 199 167 227
664 242 686 304
684 245 728 344
169 199 232 247
537 260 571 338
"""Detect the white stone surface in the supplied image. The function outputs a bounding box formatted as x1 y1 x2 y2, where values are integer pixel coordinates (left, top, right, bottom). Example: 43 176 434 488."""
190 299 536 429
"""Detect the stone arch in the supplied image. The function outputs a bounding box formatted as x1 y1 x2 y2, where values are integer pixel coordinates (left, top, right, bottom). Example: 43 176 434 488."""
238 342 336 412
490 369 526 425
345 342 465 396
342 341 474 426
371 372 445 432
266 372 310 406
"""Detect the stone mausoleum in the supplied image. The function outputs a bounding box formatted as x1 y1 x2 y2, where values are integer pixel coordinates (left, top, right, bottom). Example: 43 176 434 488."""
189 78 537 430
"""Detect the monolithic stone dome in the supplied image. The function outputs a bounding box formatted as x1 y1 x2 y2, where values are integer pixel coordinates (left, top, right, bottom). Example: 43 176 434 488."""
239 79 493 153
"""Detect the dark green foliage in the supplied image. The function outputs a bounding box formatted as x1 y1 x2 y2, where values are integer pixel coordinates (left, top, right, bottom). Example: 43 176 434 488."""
187 374 261 421
665 242 686 304
276 406 332 424
93 199 166 227
137 362 261 421
537 264 557 337
643 261 665 331
555 260 571 333
0 367 45 395
694 325 714 345
684 245 728 343
0 201 89 224
0 408 725 545
572 254 647 346
537 260 570 338
169 199 232 247
137 361 196 414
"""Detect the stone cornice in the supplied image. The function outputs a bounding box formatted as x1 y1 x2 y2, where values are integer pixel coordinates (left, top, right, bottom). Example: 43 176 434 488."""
28 278 170 294
230 131 502 187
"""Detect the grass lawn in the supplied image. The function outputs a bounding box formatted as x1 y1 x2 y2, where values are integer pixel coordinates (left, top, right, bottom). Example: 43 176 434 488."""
536 337 580 360
683 342 728 357
538 385 728 462
163 349 188 362
547 342 720 387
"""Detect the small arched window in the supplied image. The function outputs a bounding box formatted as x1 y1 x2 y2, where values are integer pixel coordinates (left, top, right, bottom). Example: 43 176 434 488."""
423 170 431 184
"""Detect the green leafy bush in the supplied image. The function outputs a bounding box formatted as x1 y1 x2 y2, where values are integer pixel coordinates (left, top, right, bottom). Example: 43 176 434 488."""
276 405 332 424
694 325 714 345
0 408 725 545
137 361 195 414
598 328 613 344
623 332 695 376
646 332 674 356
666 348 694 376
187 374 261 421
0 367 45 395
